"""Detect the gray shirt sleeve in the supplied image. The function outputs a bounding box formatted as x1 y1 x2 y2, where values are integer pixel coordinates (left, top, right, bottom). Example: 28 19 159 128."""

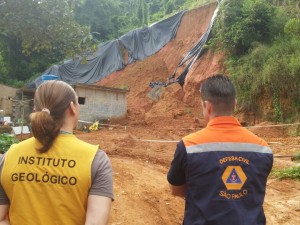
90 150 114 200
0 153 9 205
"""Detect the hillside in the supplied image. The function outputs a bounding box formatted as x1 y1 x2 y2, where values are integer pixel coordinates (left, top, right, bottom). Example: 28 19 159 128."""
77 3 300 224
97 2 223 128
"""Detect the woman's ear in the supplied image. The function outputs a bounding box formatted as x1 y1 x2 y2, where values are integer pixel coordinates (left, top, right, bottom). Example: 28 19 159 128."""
69 101 77 115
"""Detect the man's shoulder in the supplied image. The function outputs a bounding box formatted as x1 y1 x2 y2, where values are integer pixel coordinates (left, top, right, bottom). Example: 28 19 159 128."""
182 126 269 148
238 127 269 146
182 128 208 146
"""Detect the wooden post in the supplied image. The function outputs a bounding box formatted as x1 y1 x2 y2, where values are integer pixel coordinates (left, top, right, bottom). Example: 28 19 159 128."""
20 102 24 141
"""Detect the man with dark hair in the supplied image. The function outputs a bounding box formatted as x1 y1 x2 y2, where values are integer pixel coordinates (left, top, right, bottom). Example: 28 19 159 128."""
167 74 273 225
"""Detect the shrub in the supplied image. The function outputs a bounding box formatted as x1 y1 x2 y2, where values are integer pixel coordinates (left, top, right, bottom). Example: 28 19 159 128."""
273 166 300 181
212 0 276 55
0 134 19 153
230 36 300 122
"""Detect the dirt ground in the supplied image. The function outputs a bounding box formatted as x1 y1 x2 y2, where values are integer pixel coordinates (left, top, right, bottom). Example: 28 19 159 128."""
76 124 300 225
90 2 300 224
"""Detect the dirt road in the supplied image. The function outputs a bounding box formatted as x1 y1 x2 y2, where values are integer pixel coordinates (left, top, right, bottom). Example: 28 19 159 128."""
77 126 300 225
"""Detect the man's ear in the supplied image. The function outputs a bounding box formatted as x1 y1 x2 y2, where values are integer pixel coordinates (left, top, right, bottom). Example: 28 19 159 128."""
205 100 213 115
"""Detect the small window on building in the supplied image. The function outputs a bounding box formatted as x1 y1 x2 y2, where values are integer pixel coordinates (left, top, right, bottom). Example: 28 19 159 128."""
78 97 86 105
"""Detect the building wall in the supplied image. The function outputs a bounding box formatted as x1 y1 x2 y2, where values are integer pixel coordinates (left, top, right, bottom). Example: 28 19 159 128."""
74 87 127 122
0 84 17 116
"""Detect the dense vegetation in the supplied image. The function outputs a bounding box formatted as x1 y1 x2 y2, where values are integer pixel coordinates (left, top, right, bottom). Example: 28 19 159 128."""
0 0 211 87
211 0 300 122
0 0 93 87
75 0 212 41
0 133 19 153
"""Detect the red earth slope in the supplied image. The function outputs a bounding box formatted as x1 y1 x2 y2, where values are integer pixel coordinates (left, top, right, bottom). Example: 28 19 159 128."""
96 2 223 128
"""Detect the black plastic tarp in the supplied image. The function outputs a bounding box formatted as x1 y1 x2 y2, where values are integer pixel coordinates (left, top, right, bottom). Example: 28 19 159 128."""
120 10 186 64
39 40 124 85
175 0 222 86
30 10 186 88
149 0 222 88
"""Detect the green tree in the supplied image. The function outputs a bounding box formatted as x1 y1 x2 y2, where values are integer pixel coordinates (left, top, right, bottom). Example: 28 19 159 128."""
75 0 121 41
212 0 300 121
0 0 91 56
143 0 149 25
173 0 185 10
137 0 144 26
284 18 300 37
149 1 161 14
230 34 300 121
0 0 93 86
0 0 202 86
213 0 275 55
165 1 175 14
0 35 64 86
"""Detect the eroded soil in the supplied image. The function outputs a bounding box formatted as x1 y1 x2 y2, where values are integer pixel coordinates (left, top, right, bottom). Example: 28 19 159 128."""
90 2 300 224
77 126 300 225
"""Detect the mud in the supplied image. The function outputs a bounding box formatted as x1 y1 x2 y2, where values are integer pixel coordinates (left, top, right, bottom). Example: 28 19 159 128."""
77 126 300 225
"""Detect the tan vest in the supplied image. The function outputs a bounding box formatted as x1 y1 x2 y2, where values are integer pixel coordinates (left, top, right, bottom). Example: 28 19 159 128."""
1 134 98 225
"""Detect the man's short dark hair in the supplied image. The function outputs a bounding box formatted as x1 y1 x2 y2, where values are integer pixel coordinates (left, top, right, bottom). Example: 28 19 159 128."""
200 74 236 115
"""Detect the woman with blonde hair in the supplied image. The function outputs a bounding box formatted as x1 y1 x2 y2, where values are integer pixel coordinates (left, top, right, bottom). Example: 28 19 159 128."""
0 80 114 225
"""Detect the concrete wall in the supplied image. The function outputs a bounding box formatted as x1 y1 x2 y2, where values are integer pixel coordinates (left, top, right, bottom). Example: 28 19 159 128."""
74 86 127 122
0 84 17 116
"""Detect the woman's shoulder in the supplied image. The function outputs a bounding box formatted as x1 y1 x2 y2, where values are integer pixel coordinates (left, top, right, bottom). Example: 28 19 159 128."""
8 137 36 151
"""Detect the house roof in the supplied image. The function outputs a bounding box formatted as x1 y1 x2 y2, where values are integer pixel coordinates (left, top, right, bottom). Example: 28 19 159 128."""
19 88 35 95
72 84 129 93
19 83 129 95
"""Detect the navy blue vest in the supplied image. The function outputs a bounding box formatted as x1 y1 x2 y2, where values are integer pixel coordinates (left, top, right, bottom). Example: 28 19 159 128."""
182 118 273 225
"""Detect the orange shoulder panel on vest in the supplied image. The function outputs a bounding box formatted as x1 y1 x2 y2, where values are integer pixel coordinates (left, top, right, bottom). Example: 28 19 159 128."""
183 117 268 147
